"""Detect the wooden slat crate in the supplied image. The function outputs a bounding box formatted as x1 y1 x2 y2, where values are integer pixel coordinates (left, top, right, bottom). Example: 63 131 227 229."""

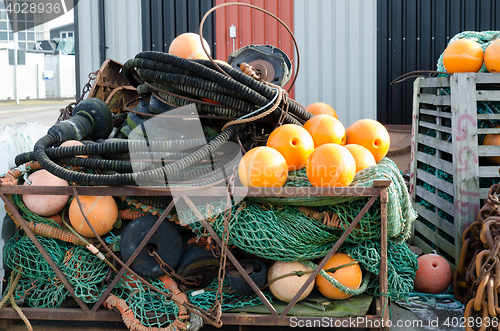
410 73 500 266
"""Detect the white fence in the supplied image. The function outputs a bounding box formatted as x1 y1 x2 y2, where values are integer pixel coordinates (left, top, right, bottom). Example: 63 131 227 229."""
0 50 46 100
0 50 76 100
45 54 76 98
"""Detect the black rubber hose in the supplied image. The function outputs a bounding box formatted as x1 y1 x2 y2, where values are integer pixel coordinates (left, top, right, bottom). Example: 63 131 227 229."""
33 125 242 185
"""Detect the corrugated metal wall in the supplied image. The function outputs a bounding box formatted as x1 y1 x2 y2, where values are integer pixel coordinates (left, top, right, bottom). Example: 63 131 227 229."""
75 0 142 97
141 0 215 53
293 0 377 127
214 0 295 96
378 0 500 125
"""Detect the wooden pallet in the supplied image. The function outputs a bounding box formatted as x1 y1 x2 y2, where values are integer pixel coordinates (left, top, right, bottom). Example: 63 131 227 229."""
410 73 500 266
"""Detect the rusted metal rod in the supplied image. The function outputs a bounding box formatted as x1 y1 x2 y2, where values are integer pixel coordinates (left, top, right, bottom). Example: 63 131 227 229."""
0 193 90 312
91 197 178 312
280 193 380 317
182 195 279 317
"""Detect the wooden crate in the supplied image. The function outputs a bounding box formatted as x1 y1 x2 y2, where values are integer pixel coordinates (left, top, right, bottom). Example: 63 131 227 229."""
410 73 500 266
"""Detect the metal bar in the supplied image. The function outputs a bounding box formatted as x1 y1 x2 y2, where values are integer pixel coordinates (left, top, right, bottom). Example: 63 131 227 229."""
280 193 380 317
221 313 383 327
91 197 178 312
182 196 279 317
0 308 121 322
379 188 390 329
0 184 387 197
0 194 90 312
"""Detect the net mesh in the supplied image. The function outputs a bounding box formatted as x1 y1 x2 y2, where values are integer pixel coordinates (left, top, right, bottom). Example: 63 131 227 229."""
3 157 418 327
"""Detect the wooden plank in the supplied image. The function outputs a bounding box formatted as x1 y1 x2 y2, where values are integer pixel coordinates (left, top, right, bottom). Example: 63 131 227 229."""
479 166 500 177
416 169 454 196
416 186 454 216
476 90 500 101
417 133 453 153
481 187 493 199
415 204 455 237
419 76 450 88
412 236 436 255
477 128 500 135
414 221 456 258
473 73 500 84
419 108 452 119
410 78 422 204
416 152 454 174
451 73 481 265
478 145 500 157
419 94 451 106
477 113 500 120
418 120 452 134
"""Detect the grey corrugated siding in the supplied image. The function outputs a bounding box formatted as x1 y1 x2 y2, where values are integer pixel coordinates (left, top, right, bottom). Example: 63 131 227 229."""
293 0 377 127
378 0 500 125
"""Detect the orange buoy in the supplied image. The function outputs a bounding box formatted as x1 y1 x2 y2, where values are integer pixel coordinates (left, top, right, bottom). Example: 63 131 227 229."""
484 40 500 73
238 147 288 187
168 32 211 60
305 102 338 119
267 124 315 171
303 114 346 147
268 261 314 302
344 144 377 173
306 144 356 187
315 253 362 300
483 131 500 164
22 170 69 217
60 140 88 158
345 119 390 162
69 196 118 237
414 254 452 294
443 39 484 73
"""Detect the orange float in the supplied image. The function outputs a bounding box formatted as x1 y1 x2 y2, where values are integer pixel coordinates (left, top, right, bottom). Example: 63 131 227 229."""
344 144 376 173
483 131 500 164
442 38 484 73
238 146 288 187
168 32 211 60
484 40 500 73
414 254 452 294
305 102 338 119
315 253 362 300
306 144 356 187
303 114 346 147
268 261 314 302
345 119 390 162
22 170 69 217
60 140 88 158
267 124 315 171
69 196 118 237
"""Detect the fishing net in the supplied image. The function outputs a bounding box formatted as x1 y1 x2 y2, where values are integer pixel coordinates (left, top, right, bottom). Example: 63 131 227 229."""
185 158 416 262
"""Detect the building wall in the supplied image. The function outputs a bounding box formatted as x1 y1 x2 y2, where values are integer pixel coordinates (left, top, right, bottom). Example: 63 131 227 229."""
377 0 500 125
50 23 75 39
294 0 377 127
75 0 142 98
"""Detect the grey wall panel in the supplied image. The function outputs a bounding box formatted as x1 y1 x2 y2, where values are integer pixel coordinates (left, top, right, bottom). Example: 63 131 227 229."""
141 0 215 55
378 0 500 125
294 0 377 127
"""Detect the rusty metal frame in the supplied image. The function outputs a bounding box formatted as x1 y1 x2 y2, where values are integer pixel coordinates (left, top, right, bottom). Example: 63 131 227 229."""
0 180 391 330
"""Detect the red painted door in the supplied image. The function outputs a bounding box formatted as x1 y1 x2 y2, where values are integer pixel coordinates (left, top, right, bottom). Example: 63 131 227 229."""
215 0 295 98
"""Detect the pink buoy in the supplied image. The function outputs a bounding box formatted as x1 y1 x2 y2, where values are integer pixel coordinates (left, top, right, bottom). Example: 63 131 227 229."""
22 170 69 216
414 253 452 294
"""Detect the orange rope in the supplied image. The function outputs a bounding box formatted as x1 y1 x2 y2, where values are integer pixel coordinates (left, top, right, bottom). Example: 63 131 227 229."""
0 161 41 186
5 206 89 246
120 209 146 220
